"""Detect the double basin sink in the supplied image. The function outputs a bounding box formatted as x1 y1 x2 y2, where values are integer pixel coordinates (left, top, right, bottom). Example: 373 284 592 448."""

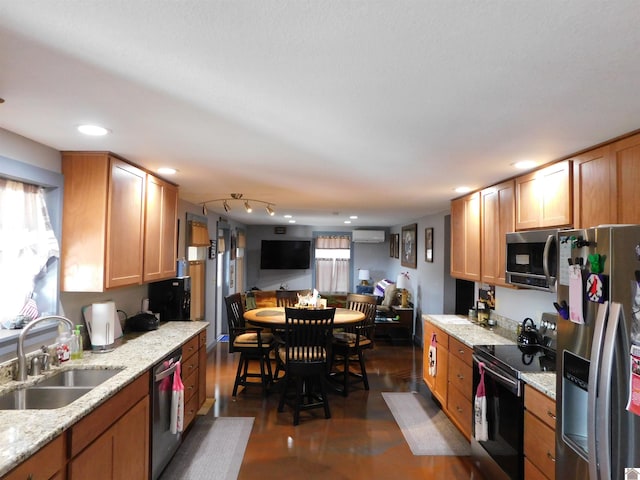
0 368 122 410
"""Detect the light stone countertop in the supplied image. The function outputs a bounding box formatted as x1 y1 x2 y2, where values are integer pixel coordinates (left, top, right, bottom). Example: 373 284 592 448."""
423 314 556 400
0 321 208 477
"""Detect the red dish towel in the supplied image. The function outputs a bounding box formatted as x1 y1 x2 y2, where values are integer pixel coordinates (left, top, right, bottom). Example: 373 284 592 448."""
474 362 488 441
171 362 184 434
428 333 437 377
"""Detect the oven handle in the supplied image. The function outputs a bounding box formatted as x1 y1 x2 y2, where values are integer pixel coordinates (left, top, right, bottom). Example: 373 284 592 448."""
154 356 182 382
543 233 555 292
472 354 521 396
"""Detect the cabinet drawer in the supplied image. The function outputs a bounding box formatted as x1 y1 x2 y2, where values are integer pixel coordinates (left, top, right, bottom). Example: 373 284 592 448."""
183 367 199 403
525 385 556 430
199 330 207 348
448 353 472 401
447 383 472 439
182 350 199 378
524 411 556 479
448 337 472 365
183 335 199 361
183 390 200 430
4 434 65 480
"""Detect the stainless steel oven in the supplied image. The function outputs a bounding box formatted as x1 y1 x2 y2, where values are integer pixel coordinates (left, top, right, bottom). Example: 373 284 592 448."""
471 344 556 480
151 346 183 480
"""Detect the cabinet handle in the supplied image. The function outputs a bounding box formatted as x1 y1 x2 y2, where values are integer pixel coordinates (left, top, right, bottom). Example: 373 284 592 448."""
546 410 556 420
456 405 463 413
547 451 556 462
458 349 465 355
457 374 465 380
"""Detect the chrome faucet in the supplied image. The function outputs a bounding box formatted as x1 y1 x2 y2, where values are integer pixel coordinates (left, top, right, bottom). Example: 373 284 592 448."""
15 315 74 381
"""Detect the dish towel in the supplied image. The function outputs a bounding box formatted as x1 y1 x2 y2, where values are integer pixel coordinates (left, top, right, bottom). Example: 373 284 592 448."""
474 362 488 441
171 361 184 434
428 333 437 377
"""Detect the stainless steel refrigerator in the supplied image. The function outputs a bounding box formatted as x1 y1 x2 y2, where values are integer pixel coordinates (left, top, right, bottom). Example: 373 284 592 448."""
556 225 640 480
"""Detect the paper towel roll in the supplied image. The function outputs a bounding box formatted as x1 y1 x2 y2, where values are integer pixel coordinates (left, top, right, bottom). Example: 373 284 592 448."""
92 301 115 347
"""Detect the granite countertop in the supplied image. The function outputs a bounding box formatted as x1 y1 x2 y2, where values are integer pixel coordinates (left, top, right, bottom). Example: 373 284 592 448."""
424 314 556 400
0 321 208 477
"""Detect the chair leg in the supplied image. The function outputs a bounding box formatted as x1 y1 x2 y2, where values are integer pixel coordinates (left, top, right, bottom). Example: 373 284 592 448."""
294 376 303 426
319 374 331 419
232 355 245 397
358 351 369 390
342 352 350 397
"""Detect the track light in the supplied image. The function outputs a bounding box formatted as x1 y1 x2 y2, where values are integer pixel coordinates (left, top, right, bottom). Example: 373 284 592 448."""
200 193 275 217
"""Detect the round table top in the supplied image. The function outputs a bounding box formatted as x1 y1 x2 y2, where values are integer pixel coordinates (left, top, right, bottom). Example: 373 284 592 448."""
244 306 364 328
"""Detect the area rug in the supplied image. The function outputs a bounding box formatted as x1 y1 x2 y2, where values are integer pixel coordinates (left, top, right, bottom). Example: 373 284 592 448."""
382 392 470 456
159 417 254 480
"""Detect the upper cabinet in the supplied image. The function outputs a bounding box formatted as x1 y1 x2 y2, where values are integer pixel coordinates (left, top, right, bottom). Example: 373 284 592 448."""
61 152 178 292
481 180 514 287
572 132 640 228
450 192 481 282
515 160 572 230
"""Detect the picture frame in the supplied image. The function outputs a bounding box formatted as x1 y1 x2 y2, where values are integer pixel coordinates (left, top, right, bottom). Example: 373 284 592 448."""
393 233 400 258
425 227 434 262
401 224 417 268
389 233 396 258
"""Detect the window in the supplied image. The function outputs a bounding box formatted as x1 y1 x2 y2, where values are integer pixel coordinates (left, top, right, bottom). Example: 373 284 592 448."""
0 178 60 326
314 235 351 292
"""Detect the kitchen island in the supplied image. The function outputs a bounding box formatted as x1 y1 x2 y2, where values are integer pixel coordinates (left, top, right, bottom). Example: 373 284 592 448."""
0 321 207 478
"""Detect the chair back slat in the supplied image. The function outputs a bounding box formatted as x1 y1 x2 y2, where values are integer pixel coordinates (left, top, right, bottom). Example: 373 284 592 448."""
345 293 377 343
276 290 300 307
225 293 246 353
283 307 335 364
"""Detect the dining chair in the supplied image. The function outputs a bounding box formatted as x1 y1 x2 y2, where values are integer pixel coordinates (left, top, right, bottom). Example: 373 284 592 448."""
224 293 275 396
277 307 336 426
330 293 377 396
276 289 300 307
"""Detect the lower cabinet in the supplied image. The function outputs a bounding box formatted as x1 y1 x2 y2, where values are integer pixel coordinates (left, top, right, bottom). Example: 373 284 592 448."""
181 330 207 430
69 373 150 480
423 320 449 407
3 434 66 480
524 385 556 480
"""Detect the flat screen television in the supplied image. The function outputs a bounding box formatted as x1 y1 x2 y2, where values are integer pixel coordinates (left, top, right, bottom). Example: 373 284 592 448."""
260 240 311 269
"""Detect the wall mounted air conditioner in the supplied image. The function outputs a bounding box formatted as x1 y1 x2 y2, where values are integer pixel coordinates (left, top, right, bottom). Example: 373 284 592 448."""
352 230 385 243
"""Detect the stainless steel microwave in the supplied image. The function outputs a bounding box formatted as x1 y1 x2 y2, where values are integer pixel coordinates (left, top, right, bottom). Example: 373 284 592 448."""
505 229 558 292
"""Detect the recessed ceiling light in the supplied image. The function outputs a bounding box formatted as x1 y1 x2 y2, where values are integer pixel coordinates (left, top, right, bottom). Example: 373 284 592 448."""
513 160 538 170
77 124 109 136
284 215 292 219
454 186 472 194
157 167 177 175
344 220 351 224
288 220 296 224
349 215 358 219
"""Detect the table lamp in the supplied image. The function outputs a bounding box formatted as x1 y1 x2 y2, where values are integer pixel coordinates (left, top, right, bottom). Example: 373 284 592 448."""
358 269 370 286
396 273 410 308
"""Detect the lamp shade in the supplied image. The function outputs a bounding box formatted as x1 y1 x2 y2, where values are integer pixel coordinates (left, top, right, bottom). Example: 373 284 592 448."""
358 269 370 281
396 273 410 290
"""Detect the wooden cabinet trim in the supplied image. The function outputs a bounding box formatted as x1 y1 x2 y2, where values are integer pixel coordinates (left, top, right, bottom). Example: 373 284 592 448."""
4 434 65 480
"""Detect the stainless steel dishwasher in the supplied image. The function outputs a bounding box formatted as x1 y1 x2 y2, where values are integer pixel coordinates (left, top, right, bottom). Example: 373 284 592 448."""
151 346 183 480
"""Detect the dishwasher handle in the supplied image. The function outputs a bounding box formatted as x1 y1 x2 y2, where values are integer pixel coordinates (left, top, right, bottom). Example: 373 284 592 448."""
154 357 182 382
472 354 521 396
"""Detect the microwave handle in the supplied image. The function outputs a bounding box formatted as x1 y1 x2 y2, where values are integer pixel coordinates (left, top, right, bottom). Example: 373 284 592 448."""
542 234 554 290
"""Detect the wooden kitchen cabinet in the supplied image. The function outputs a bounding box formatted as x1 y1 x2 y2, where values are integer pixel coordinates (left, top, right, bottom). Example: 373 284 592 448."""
446 337 473 440
481 180 515 287
423 320 449 408
450 192 481 282
198 330 208 408
61 152 178 291
3 434 66 480
515 160 572 230
68 373 149 479
143 174 178 282
182 331 208 429
524 385 556 480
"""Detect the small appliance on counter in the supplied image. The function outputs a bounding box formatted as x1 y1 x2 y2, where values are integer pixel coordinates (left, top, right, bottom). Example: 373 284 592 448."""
148 277 191 321
126 312 159 332
81 301 123 352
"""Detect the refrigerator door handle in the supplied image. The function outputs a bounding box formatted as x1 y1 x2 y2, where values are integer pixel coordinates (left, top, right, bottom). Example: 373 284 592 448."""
543 234 555 292
597 302 622 480
588 301 609 480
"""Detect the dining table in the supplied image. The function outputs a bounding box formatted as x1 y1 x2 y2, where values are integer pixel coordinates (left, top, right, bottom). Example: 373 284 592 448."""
243 306 365 328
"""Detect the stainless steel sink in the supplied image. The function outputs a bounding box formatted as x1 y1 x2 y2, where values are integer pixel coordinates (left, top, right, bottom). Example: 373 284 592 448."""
0 386 93 410
0 368 123 410
36 368 122 388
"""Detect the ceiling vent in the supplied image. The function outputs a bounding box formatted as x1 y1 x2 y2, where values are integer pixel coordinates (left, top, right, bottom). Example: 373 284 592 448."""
352 230 385 243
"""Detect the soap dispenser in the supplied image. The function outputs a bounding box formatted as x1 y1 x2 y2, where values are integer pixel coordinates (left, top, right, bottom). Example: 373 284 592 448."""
71 325 84 359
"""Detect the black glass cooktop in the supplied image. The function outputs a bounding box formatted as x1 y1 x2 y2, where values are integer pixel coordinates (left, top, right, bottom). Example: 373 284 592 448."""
474 344 556 376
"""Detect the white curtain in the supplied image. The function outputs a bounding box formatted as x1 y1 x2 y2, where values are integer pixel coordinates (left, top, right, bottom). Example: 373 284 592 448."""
314 235 351 292
0 179 59 325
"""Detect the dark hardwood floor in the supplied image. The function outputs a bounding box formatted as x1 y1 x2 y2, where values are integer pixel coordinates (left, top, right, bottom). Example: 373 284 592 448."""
202 339 484 479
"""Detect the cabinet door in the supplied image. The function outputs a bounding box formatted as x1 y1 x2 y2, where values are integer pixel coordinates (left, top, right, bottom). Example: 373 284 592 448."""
516 160 572 230
70 428 114 480
612 133 640 224
198 331 207 408
105 157 146 288
572 146 615 228
143 175 178 282
450 192 481 282
4 435 65 480
113 397 149 480
481 180 514 286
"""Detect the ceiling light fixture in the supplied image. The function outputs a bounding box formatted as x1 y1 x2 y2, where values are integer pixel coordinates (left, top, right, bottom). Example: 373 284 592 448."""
201 193 275 217
513 160 538 170
158 167 177 175
77 124 109 136
454 186 472 194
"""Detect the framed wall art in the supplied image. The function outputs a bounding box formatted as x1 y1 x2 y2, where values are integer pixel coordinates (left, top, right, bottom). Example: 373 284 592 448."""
401 223 417 268
425 227 434 262
390 233 396 258
393 233 400 258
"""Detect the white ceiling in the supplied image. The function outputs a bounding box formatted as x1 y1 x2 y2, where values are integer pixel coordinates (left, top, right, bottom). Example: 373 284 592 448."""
1 1 640 227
